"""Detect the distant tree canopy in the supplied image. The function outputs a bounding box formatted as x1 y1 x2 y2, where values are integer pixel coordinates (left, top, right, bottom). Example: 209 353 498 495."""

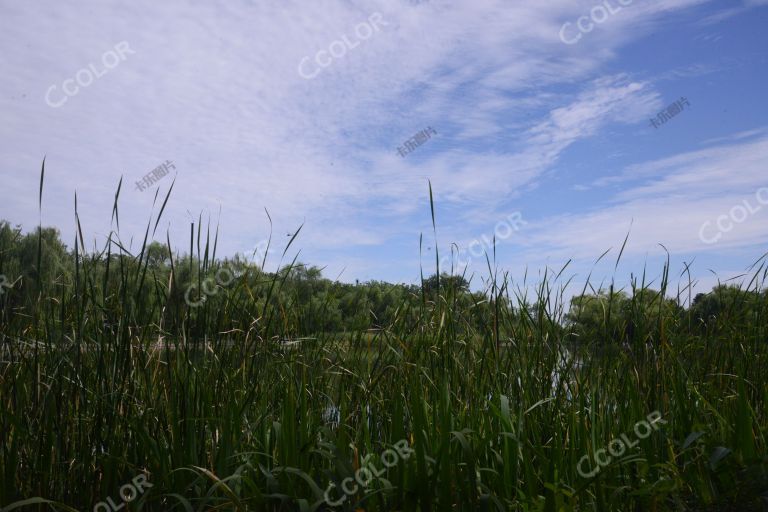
0 220 465 336
565 283 766 345
0 221 70 305
1 219 764 342
565 288 683 345
691 284 767 330
421 273 470 296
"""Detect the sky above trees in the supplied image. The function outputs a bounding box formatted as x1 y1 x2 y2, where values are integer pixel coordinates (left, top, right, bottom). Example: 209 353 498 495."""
1 0 767 301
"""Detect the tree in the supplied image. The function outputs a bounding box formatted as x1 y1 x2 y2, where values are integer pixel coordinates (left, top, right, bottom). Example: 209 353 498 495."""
422 273 469 297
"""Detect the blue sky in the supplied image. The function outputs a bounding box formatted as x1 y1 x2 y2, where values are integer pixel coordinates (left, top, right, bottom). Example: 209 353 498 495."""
1 0 767 301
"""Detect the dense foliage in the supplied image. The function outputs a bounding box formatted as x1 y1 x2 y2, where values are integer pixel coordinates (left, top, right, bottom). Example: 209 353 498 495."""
0 220 486 339
0 176 766 511
2 220 765 341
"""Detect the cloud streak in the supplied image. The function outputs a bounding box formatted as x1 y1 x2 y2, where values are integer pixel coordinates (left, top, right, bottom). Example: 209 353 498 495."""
0 0 766 289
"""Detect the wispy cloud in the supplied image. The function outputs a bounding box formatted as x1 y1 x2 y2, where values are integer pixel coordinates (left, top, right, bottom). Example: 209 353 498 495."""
1 0 766 289
514 131 768 262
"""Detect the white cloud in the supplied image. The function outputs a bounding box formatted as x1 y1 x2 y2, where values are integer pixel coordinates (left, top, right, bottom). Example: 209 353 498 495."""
513 132 768 263
2 0 765 291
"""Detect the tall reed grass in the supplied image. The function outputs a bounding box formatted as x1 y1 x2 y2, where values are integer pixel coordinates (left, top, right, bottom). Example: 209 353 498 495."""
0 167 766 511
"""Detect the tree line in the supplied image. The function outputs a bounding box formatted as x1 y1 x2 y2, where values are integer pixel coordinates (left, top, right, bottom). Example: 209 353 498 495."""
1 219 765 343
